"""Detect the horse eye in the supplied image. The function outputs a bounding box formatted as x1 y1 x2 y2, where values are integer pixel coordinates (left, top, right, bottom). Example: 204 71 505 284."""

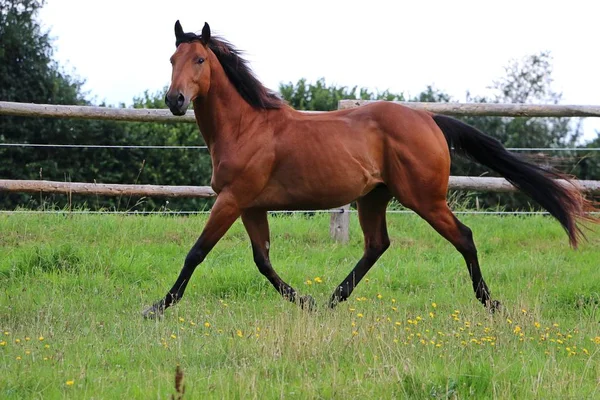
197 57 205 64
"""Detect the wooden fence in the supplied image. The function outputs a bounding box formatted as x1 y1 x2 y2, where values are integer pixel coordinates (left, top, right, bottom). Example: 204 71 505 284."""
2 100 600 242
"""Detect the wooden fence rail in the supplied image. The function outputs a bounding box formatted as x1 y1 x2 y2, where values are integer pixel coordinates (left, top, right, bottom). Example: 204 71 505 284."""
3 101 600 122
3 177 599 197
338 100 600 117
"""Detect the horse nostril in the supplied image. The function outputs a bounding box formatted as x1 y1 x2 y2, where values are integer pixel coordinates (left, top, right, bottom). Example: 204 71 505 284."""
177 93 185 108
164 95 170 107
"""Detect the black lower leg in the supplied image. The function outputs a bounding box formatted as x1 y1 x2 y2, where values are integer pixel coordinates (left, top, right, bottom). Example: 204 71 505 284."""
142 247 206 318
330 188 391 308
330 258 370 306
329 244 387 307
454 218 499 310
251 243 298 303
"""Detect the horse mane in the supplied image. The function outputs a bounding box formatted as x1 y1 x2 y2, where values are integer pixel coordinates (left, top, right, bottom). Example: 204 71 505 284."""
176 32 283 110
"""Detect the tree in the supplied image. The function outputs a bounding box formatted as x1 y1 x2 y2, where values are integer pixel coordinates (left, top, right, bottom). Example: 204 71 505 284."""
122 89 214 211
279 78 404 111
0 0 96 209
0 2 213 211
446 52 587 210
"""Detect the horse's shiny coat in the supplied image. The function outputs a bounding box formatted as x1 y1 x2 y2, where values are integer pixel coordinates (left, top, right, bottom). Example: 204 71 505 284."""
142 21 596 318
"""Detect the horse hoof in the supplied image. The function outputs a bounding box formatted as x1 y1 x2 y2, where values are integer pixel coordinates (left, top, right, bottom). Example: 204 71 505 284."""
328 296 341 309
299 295 316 311
142 304 164 319
487 300 502 314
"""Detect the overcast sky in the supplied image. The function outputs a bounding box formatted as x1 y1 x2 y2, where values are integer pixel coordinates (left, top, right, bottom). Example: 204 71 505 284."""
39 0 599 141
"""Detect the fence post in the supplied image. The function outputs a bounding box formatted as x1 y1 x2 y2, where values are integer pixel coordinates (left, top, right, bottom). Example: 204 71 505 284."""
329 204 350 243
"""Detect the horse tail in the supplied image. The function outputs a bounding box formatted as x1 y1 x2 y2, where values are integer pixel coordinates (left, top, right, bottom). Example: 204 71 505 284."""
432 114 596 248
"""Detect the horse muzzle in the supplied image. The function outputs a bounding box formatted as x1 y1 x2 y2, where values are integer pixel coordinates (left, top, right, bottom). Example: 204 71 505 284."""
165 91 189 116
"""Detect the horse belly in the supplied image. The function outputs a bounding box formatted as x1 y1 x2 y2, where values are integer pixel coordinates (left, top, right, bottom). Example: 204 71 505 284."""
251 161 381 210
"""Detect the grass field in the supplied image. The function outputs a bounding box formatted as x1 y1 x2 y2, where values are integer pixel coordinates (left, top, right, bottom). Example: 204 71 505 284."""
1 212 599 399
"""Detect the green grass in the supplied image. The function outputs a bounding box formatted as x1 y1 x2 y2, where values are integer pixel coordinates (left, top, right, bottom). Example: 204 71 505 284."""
1 212 599 399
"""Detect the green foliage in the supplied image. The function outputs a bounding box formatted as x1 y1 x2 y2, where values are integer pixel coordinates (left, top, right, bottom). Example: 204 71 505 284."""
0 1 212 211
123 89 214 210
0 0 87 208
279 77 404 111
451 52 597 209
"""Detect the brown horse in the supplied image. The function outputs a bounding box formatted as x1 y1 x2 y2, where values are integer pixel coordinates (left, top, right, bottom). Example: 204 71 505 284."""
142 21 596 318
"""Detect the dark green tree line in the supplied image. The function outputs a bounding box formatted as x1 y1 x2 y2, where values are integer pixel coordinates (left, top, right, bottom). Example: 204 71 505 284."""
0 0 211 211
1 0 598 212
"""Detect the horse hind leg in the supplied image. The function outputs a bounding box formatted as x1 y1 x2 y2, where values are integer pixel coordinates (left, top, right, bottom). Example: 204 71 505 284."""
415 200 500 311
390 170 501 310
329 185 392 307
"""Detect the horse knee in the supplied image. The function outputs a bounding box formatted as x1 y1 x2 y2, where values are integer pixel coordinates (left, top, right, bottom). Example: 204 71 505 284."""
456 223 477 255
185 247 206 266
365 236 390 262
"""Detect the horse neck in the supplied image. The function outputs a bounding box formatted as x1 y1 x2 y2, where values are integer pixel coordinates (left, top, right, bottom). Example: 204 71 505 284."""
192 58 262 150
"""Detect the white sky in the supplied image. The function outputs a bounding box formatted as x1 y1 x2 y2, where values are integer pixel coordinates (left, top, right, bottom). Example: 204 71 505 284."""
39 0 600 141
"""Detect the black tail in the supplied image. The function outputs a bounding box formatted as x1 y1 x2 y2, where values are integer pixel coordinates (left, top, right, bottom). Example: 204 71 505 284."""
432 114 593 247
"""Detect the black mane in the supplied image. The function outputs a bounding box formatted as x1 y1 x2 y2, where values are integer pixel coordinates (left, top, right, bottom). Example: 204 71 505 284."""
176 32 283 110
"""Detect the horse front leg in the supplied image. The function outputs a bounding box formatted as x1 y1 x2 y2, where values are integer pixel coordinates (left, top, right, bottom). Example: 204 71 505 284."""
142 193 240 318
241 209 315 310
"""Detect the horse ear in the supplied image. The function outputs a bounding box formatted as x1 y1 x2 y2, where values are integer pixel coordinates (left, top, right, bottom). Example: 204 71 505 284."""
201 22 211 44
174 20 184 42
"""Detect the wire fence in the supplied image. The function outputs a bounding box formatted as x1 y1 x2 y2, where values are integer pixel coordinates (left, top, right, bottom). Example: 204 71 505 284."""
0 143 208 149
2 209 599 216
2 100 600 221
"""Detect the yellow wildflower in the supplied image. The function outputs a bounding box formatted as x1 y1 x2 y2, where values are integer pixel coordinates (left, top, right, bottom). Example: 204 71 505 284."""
514 326 522 334
314 277 323 283
593 337 600 344
170 334 177 339
38 336 44 341
66 380 74 386
204 322 211 328
236 330 243 337
357 313 364 318
305 280 312 285
431 302 437 308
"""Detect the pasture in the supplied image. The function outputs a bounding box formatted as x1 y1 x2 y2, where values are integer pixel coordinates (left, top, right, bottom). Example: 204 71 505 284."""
1 212 599 398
